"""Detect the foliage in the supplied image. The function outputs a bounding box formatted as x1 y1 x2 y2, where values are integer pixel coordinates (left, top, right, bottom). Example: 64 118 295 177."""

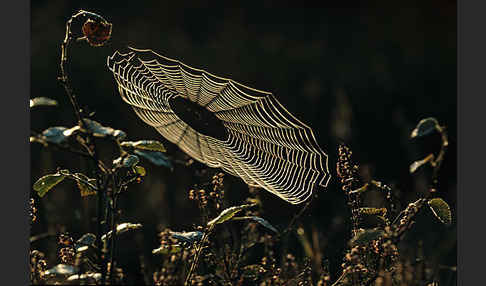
29 10 455 286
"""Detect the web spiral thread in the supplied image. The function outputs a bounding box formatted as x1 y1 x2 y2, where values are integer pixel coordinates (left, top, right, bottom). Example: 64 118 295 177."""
107 47 330 204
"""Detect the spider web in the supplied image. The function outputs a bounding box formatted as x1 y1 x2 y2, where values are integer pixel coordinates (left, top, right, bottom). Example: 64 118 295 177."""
107 47 330 204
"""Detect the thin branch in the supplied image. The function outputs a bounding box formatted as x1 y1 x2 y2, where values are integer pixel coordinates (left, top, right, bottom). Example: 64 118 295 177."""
330 270 349 286
281 195 314 236
59 10 87 125
58 10 113 285
185 224 214 285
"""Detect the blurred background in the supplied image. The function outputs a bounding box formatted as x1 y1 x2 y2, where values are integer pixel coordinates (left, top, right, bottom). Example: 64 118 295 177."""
31 0 456 282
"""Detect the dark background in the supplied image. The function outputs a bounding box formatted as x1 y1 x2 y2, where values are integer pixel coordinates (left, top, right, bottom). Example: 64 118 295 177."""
30 0 456 281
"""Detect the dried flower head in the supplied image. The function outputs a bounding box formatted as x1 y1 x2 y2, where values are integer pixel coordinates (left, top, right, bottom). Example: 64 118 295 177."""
82 18 112 47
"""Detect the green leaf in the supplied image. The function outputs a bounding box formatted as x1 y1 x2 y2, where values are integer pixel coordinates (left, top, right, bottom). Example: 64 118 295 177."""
358 207 387 216
43 264 78 277
133 166 146 177
30 97 58 108
170 231 204 244
134 150 173 169
62 126 81 137
113 129 127 141
207 204 255 226
114 155 139 168
152 245 182 255
30 136 47 146
101 222 142 241
232 216 278 233
123 155 139 167
82 119 126 140
68 173 97 197
121 140 166 152
67 273 101 284
428 198 452 225
75 233 96 251
33 173 67 197
42 127 69 144
349 228 384 246
410 117 440 139
76 180 97 197
410 154 435 174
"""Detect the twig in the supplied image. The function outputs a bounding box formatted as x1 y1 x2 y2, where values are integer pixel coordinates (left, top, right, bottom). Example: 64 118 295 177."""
109 190 119 284
185 224 214 285
59 10 109 126
30 232 56 243
59 11 87 125
431 126 448 189
282 195 314 236
58 9 112 285
330 269 349 286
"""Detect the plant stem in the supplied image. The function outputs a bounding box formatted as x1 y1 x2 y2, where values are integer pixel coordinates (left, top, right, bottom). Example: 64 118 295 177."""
431 126 449 189
185 224 214 285
109 181 121 284
282 195 314 236
59 10 88 125
58 10 112 285
330 269 349 286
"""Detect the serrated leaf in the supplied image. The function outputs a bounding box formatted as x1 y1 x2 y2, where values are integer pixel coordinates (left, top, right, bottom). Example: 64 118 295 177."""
121 140 166 152
152 245 182 255
82 119 126 140
101 222 142 241
410 154 435 173
134 149 173 169
75 233 96 251
33 173 67 197
428 198 452 225
232 216 278 233
133 166 146 176
410 117 440 138
42 127 68 144
358 207 387 216
170 231 204 244
30 97 58 108
349 228 384 246
208 204 255 226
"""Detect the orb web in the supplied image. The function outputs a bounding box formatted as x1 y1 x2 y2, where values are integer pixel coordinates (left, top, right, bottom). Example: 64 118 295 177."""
107 47 330 204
